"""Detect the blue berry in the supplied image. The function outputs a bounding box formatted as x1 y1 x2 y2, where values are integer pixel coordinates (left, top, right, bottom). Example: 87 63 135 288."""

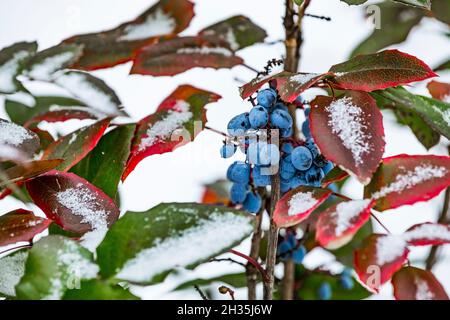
305 139 319 158
291 146 313 171
318 282 332 300
287 233 296 248
277 240 291 258
257 89 277 108
281 156 296 180
227 113 250 136
270 108 293 129
249 106 269 129
292 245 306 264
304 107 310 117
342 268 352 277
227 161 250 184
280 126 293 138
272 102 288 112
259 143 280 166
323 161 333 175
281 179 291 193
281 142 294 154
305 166 325 185
290 173 307 189
243 191 262 213
220 143 236 158
230 183 249 204
253 165 271 186
302 120 311 138
340 275 354 290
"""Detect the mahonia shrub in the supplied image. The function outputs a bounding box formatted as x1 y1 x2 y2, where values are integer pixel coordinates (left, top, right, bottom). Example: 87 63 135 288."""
0 0 449 300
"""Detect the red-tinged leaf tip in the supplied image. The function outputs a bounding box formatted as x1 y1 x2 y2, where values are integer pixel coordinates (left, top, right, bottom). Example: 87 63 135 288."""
403 222 450 246
321 166 349 188
329 50 437 92
0 209 51 247
25 107 102 127
310 91 385 185
0 159 64 187
427 80 450 102
316 199 375 249
365 154 450 211
274 186 332 228
25 171 120 234
354 234 409 293
393 267 449 300
41 118 111 172
122 85 221 181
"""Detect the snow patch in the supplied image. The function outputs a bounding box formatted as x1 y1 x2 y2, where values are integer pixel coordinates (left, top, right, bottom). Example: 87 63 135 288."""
376 235 407 265
225 28 239 51
0 251 28 297
432 105 450 126
326 97 371 165
139 100 192 151
176 47 233 57
289 73 319 85
287 191 316 216
403 224 450 243
372 164 447 199
28 52 75 80
0 120 33 147
119 8 176 41
415 278 434 300
333 199 371 236
116 211 252 282
0 50 29 92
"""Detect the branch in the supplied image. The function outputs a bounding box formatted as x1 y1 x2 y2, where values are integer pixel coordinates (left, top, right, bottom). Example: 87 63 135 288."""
194 285 209 300
229 249 269 283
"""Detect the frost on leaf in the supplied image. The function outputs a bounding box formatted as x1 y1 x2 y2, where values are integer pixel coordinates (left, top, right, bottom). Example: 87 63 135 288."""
354 234 409 293
365 154 450 211
0 42 37 93
131 36 243 76
392 267 449 300
25 171 120 244
123 85 221 180
310 91 385 184
274 186 332 228
0 118 40 158
96 203 253 283
403 223 450 246
0 250 28 297
316 199 374 249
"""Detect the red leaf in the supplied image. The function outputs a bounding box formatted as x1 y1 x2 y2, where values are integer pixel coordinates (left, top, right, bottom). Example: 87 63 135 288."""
0 118 40 159
427 80 450 102
63 0 195 70
321 166 349 188
403 222 450 246
239 71 326 101
131 36 243 76
329 50 436 92
274 186 332 228
364 154 450 211
123 85 221 180
310 91 385 184
316 199 375 249
0 159 63 188
354 234 409 293
42 118 111 172
392 267 449 300
25 107 102 127
0 209 51 247
26 171 120 234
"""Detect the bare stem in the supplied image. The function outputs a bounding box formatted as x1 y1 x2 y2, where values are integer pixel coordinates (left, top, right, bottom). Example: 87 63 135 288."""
194 285 208 300
229 249 269 283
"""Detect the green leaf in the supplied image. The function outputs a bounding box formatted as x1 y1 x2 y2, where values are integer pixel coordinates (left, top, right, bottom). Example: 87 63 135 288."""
351 3 423 57
24 44 83 81
5 95 86 126
71 124 135 199
96 203 253 284
15 235 99 300
392 0 431 9
174 273 247 291
376 87 450 140
63 280 139 300
199 15 267 51
0 42 37 93
341 0 368 5
296 266 371 300
432 0 450 25
0 249 29 297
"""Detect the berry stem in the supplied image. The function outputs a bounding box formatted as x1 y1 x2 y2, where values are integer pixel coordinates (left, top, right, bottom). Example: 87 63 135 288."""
229 249 269 283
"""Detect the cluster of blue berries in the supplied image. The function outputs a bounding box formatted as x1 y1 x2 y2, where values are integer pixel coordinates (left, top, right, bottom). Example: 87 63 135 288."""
317 268 355 300
277 232 306 264
221 88 334 213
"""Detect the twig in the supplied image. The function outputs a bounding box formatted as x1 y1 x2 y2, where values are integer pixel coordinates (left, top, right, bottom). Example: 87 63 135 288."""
243 63 260 74
229 249 269 283
194 285 208 300
304 13 331 21
209 257 246 267
370 211 391 234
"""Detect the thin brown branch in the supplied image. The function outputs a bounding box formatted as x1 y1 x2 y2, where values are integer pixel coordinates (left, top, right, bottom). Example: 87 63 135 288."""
229 249 269 283
194 285 208 300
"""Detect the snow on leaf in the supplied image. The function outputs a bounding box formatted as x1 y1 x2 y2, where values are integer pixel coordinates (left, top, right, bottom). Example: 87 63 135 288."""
354 234 409 293
0 250 28 297
123 85 220 180
329 50 437 92
310 91 385 184
25 106 103 127
25 44 83 81
25 171 119 238
365 155 450 211
316 199 374 249
403 223 450 246
54 71 123 116
0 209 51 247
0 42 37 93
96 203 253 284
274 186 332 228
392 267 449 300
0 118 40 158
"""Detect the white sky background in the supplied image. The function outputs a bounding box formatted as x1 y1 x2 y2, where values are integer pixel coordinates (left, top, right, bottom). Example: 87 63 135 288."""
0 0 450 300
